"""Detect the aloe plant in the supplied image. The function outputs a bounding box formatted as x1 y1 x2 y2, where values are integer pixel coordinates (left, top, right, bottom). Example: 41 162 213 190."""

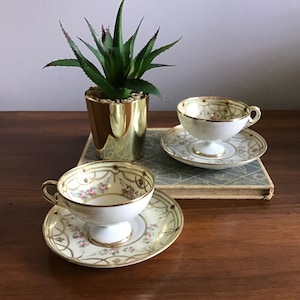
44 0 180 101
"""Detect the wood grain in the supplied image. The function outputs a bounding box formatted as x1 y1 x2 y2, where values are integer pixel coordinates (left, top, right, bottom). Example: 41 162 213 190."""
1 111 300 299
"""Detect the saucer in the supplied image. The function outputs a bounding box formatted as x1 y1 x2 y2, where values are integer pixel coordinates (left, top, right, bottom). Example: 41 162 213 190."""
42 189 184 268
161 125 267 170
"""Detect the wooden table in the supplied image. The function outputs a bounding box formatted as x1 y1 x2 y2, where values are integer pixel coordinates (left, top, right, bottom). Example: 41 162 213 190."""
1 111 300 299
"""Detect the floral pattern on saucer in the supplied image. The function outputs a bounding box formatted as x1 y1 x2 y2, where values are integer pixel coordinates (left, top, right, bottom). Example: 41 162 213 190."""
42 189 184 268
161 125 267 170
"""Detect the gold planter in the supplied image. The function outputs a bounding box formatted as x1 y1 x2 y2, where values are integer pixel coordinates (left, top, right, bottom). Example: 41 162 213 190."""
85 91 149 161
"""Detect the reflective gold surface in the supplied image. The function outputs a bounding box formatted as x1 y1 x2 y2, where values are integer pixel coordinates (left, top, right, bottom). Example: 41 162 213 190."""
85 93 149 161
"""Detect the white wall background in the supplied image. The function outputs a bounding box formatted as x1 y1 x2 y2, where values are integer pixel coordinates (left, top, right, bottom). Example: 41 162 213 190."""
1 0 300 111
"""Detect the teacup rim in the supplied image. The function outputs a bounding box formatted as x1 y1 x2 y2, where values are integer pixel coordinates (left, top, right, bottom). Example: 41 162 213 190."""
56 160 155 207
177 96 251 122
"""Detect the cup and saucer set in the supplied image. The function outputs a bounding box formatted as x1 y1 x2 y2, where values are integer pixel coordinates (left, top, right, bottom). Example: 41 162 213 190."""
41 96 267 267
42 161 184 268
161 96 267 170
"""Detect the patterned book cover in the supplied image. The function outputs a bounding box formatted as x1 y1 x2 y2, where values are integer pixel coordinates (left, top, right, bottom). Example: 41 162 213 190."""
78 129 274 200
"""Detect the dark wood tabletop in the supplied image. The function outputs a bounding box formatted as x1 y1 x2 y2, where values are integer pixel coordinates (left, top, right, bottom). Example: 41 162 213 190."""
1 110 300 299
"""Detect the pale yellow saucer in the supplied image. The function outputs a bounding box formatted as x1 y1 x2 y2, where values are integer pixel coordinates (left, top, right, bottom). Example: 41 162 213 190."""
161 125 267 170
42 189 184 268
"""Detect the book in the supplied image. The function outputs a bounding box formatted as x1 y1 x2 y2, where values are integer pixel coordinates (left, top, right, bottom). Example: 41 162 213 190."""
78 129 274 200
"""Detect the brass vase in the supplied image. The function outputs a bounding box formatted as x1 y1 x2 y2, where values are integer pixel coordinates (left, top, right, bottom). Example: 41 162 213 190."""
85 90 149 161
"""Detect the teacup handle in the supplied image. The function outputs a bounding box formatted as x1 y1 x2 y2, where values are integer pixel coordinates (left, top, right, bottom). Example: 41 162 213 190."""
244 106 261 128
41 180 64 207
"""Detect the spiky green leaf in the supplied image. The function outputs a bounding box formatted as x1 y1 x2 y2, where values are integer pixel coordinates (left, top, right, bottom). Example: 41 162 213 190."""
126 79 162 97
129 29 159 79
59 22 119 98
102 27 113 50
113 0 124 54
136 38 181 78
105 47 125 86
44 0 180 101
123 18 143 76
124 18 143 60
78 38 105 67
44 58 81 68
85 19 107 57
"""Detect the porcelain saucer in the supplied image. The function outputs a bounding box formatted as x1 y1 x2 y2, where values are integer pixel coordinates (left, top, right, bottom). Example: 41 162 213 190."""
42 189 184 268
161 125 267 170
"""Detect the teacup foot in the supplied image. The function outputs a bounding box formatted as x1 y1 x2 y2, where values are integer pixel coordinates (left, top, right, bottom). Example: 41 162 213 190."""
193 141 225 158
87 221 133 247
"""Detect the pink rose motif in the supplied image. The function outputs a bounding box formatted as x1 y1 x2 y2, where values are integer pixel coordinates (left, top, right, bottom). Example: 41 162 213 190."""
150 224 157 230
78 241 88 248
143 237 151 244
112 248 120 255
102 249 109 255
99 183 107 191
80 192 86 199
88 188 95 196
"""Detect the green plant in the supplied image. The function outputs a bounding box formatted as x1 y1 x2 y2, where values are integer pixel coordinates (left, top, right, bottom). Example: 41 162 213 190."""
44 0 180 101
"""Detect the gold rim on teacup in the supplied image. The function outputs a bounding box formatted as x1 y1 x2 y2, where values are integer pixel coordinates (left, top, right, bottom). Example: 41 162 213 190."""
46 161 155 207
41 161 155 247
177 96 261 158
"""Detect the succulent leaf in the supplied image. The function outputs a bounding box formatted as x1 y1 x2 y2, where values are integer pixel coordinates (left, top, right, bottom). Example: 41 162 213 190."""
44 58 81 68
130 29 159 79
105 47 125 86
123 18 143 76
113 0 124 55
102 27 113 50
85 19 107 57
127 79 161 97
60 23 119 98
136 37 181 78
44 0 180 101
78 38 105 67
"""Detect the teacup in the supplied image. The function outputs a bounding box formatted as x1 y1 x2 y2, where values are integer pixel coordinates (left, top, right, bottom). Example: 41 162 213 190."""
177 96 261 157
42 161 155 246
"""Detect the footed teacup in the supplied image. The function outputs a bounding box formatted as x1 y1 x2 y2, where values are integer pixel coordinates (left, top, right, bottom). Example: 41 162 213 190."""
177 96 261 157
42 161 155 246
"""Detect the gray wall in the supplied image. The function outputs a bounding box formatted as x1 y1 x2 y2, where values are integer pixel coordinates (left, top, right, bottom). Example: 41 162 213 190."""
1 0 300 111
